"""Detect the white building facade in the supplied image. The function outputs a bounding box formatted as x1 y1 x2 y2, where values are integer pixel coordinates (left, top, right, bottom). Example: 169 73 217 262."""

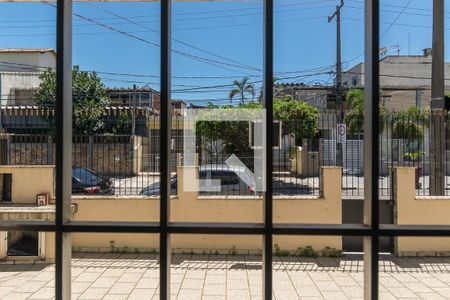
0 49 56 106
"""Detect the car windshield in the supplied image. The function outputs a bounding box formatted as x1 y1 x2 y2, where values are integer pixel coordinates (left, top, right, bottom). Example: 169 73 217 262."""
72 168 102 185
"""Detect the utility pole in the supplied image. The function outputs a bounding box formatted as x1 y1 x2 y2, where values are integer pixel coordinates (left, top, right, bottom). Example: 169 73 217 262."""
430 0 445 195
132 84 137 137
329 0 344 166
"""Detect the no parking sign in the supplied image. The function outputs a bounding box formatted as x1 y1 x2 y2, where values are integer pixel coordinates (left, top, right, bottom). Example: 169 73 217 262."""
337 123 347 143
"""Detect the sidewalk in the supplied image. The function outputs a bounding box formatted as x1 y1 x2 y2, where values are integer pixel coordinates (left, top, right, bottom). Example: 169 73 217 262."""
0 253 449 299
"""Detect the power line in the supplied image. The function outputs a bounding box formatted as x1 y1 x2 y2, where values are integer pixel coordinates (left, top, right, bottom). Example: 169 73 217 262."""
381 0 413 37
42 3 257 75
87 3 260 72
344 0 415 66
0 59 336 80
0 0 335 25
347 0 450 15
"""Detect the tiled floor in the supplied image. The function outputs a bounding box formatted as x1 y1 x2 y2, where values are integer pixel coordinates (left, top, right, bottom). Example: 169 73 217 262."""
0 253 449 299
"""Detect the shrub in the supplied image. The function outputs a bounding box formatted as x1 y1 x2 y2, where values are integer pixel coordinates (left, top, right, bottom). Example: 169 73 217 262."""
321 247 343 257
296 246 318 257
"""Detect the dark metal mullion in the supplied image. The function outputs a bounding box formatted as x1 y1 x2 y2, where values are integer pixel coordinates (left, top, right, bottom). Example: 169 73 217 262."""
55 0 73 299
263 0 274 299
363 0 380 299
160 0 172 299
3 222 450 236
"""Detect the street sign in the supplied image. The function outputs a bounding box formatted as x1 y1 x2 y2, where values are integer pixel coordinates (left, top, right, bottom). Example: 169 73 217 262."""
337 123 347 143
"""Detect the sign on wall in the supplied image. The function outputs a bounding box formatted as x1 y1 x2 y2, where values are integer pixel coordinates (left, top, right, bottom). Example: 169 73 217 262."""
337 123 347 143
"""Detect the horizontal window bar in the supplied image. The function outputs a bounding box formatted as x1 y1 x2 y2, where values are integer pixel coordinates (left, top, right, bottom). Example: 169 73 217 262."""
273 224 371 236
0 221 55 231
2 221 450 237
63 221 160 233
380 225 450 236
167 222 266 234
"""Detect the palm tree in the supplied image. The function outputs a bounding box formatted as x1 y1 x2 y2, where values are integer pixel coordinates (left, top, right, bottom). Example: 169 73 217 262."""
229 77 255 104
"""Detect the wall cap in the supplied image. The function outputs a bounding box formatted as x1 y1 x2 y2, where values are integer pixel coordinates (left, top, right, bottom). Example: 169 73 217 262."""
197 195 321 201
72 195 178 201
0 165 55 169
415 196 450 201
393 166 417 170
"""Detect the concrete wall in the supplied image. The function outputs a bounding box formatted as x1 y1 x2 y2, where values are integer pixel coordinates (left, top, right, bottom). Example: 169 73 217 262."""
70 167 342 253
0 50 56 105
0 51 55 73
1 73 42 106
395 167 450 256
9 137 142 176
0 165 54 204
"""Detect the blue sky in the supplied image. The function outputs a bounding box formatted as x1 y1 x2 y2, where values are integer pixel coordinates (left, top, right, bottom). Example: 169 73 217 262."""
0 0 448 105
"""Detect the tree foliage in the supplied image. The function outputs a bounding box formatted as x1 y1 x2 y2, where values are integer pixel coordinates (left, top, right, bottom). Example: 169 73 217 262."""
391 106 430 140
229 76 255 104
343 89 388 134
196 97 319 157
273 96 319 138
35 65 110 135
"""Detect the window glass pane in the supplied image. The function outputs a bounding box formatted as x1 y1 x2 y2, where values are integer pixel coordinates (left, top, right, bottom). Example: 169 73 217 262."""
172 0 264 221
379 0 450 297
0 1 57 262
0 230 55 298
273 236 364 300
171 234 262 299
72 233 159 299
69 1 160 221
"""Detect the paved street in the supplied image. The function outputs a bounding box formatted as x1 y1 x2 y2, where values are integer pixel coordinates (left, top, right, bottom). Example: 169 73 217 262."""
111 173 450 197
1 253 450 299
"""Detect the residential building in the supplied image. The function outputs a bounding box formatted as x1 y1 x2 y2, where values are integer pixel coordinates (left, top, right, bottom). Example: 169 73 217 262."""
342 48 450 110
106 87 159 108
274 83 334 112
0 48 56 106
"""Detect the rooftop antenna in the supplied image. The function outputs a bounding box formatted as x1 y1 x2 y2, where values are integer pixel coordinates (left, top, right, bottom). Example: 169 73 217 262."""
395 45 401 56
408 32 411 55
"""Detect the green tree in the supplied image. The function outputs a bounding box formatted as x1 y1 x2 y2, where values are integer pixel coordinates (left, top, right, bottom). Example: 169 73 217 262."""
196 97 319 157
391 106 430 140
111 111 132 135
229 77 255 104
34 65 110 135
273 96 319 138
391 106 430 162
196 102 257 157
344 89 387 135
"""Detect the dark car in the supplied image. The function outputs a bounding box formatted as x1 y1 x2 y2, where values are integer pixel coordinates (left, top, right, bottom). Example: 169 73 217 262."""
139 176 177 196
139 164 256 196
72 168 115 195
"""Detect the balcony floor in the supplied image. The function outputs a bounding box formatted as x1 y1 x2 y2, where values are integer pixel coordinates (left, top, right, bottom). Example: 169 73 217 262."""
0 253 449 299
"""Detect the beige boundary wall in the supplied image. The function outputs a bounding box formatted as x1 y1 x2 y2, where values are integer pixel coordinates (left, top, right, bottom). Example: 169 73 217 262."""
0 165 54 204
70 167 342 255
395 167 450 256
0 165 341 260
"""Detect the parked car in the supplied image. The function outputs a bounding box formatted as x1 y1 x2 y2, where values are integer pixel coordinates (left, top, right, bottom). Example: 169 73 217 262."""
139 176 178 196
139 164 256 196
72 168 115 195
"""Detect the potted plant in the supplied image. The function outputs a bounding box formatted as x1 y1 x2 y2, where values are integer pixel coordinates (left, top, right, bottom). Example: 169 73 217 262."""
403 151 424 188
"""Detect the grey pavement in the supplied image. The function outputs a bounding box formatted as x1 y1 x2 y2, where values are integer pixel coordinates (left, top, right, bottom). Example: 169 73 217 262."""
1 253 450 299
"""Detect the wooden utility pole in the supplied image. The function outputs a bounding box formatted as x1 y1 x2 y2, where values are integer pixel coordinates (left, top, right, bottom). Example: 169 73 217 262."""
329 0 344 166
430 0 445 195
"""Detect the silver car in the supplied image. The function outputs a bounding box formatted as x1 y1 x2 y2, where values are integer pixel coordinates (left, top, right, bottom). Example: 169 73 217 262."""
139 164 256 196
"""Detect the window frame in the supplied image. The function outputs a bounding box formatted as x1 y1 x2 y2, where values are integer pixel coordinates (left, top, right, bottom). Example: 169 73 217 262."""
0 1 449 300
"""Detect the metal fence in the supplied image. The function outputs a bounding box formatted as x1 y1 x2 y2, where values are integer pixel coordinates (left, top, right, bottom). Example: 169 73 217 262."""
2 109 449 197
